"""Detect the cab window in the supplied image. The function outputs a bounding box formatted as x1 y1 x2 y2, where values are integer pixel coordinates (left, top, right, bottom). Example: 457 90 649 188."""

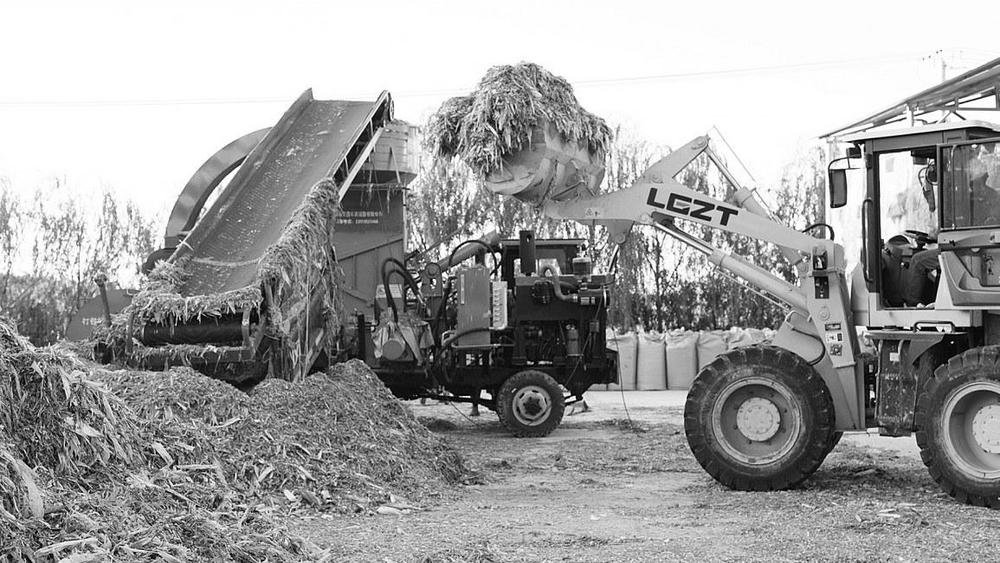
878 151 938 237
941 141 1000 230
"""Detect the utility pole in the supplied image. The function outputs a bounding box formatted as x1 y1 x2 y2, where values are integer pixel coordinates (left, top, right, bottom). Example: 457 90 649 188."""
922 49 951 83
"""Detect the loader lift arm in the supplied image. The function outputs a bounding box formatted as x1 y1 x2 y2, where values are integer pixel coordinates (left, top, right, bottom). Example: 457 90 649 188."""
542 135 865 431
543 135 836 313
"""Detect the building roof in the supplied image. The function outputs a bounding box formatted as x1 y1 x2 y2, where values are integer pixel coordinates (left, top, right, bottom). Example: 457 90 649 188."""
823 55 1000 139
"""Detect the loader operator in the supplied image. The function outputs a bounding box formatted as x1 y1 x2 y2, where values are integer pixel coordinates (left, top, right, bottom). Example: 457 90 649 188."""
881 170 943 308
903 244 940 306
881 234 938 307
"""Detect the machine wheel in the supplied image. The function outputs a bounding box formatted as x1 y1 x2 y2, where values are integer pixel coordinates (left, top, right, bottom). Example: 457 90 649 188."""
825 432 844 456
497 370 565 437
684 345 835 491
914 347 1000 508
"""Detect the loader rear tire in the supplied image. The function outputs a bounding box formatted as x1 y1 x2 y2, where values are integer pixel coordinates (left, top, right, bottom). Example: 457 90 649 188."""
914 347 1000 508
497 370 565 437
684 345 835 491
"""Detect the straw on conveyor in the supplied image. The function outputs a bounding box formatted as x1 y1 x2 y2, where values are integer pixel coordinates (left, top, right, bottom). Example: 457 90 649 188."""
97 178 344 370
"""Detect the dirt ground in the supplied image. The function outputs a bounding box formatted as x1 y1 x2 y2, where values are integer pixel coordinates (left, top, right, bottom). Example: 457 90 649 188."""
292 391 1000 562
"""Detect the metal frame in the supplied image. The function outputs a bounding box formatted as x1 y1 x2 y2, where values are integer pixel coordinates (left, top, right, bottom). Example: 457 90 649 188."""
824 56 1000 138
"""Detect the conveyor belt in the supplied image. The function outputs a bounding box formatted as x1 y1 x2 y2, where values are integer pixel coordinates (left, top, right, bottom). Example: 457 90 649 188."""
172 89 391 296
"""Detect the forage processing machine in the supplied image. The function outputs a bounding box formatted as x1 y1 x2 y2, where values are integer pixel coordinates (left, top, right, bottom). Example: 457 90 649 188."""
125 89 393 382
112 89 617 435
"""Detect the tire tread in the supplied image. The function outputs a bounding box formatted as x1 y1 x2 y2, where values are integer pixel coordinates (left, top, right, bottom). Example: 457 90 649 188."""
914 346 1000 509
497 370 565 438
684 345 834 491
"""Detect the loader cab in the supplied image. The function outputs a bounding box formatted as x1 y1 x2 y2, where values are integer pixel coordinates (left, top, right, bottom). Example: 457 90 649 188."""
835 122 1000 326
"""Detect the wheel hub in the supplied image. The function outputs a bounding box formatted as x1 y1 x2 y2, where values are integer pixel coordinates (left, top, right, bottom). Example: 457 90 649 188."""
736 397 782 441
521 396 542 416
711 376 803 466
512 386 552 426
972 403 1000 454
942 380 1000 479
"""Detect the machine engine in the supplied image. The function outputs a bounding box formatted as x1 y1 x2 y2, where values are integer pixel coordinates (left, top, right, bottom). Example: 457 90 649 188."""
357 229 616 402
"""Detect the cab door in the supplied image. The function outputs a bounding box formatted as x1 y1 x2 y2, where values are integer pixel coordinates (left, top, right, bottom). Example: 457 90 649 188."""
936 138 1000 307
863 146 940 307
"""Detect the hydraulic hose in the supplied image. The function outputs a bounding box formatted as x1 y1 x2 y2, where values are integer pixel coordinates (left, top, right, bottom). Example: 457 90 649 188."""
432 278 453 347
441 327 493 348
380 257 421 322
446 239 499 273
802 222 835 241
540 265 578 303
382 257 420 291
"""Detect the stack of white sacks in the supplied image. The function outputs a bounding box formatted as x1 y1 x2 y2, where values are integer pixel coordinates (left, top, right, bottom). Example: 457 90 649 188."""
604 327 775 391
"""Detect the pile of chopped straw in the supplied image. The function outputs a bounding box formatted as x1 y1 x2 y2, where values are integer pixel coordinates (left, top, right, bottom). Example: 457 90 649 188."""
0 317 468 560
0 323 141 477
425 62 613 176
224 360 467 507
97 366 251 424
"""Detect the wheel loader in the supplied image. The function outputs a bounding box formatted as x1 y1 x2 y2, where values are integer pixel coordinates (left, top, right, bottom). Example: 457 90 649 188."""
538 123 1000 508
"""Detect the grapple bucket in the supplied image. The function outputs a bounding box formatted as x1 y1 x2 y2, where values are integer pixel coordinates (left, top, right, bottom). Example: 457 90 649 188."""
483 121 606 205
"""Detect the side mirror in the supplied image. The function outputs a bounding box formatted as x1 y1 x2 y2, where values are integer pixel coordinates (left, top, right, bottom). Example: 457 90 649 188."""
829 168 848 209
827 150 859 209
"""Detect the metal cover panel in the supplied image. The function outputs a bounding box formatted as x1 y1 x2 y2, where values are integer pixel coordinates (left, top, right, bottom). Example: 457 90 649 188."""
455 266 491 348
335 186 406 317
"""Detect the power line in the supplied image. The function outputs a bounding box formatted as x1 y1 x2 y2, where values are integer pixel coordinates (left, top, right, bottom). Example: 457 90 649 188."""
0 50 941 108
571 52 927 86
0 96 292 108
393 52 931 98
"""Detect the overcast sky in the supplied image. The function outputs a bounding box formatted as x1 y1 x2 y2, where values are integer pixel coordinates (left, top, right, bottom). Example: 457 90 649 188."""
1 0 999 224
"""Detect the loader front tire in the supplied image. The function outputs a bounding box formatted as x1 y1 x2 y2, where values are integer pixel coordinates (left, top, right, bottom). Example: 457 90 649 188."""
914 347 1000 508
825 431 844 456
497 370 565 437
684 345 835 491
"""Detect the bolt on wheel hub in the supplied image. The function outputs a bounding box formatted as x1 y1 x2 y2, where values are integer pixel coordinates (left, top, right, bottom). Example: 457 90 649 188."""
972 403 1000 454
736 397 782 441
